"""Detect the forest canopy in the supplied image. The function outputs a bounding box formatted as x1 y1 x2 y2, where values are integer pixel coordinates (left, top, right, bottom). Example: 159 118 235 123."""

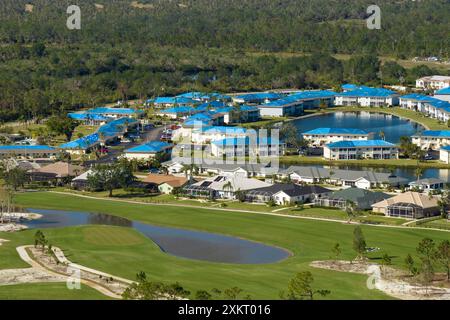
0 0 449 123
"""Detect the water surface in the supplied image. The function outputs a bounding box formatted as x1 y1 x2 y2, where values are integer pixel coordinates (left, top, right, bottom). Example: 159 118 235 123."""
24 209 290 265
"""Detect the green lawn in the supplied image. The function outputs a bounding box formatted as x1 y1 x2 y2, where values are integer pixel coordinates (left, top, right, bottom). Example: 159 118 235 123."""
0 283 110 300
1 191 448 299
417 218 450 231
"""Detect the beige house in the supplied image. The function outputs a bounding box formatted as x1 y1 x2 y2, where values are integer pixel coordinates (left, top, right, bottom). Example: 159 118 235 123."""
143 174 190 194
371 192 440 219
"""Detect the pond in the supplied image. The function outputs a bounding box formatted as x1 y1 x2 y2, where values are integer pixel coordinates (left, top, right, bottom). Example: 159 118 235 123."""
23 209 290 265
293 111 425 143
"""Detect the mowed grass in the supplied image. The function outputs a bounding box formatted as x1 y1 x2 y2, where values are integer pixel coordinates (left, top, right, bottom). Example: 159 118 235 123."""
82 226 145 246
3 191 449 299
0 283 110 300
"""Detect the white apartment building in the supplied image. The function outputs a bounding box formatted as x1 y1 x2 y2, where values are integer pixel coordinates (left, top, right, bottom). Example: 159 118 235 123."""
302 128 372 147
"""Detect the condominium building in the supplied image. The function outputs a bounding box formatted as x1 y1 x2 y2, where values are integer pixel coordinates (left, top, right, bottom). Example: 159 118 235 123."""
302 128 372 147
323 140 399 160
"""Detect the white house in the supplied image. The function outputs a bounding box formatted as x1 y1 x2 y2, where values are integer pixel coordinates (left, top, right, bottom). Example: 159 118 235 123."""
123 141 173 160
302 128 372 147
408 178 445 192
334 86 399 107
257 98 303 117
412 130 450 150
440 146 450 164
434 87 450 103
323 140 399 160
191 126 248 144
416 76 450 90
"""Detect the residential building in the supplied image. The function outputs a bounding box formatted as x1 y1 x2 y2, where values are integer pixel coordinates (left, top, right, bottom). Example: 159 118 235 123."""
210 137 285 157
286 90 336 109
257 97 303 117
71 170 93 190
123 141 173 160
416 76 450 90
314 187 390 210
440 145 450 164
408 178 445 192
284 166 408 189
156 106 198 119
183 175 271 199
371 192 440 219
334 86 399 107
412 130 450 150
245 184 331 205
151 97 199 108
60 117 138 154
191 126 248 144
232 92 282 105
434 87 450 103
69 107 143 124
323 140 399 160
302 128 372 147
0 145 58 160
28 162 85 183
143 174 190 194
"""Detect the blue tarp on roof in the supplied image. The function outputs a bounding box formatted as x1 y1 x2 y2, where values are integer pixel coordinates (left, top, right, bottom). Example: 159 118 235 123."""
288 90 337 100
153 97 197 105
87 107 143 115
125 141 173 153
195 126 247 134
60 133 99 150
160 106 196 114
303 128 369 135
440 145 450 151
0 145 55 151
326 140 395 148
416 130 450 138
336 87 397 98
436 87 450 95
235 93 282 102
69 113 111 121
211 137 281 146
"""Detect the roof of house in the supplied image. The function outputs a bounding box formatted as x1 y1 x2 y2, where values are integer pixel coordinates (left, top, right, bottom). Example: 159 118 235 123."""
287 90 337 100
372 192 439 209
189 175 271 192
125 141 173 154
326 187 391 208
60 133 99 150
211 137 281 147
408 178 445 186
248 184 331 197
418 75 450 81
0 145 56 152
143 174 189 187
303 128 369 135
193 126 247 135
325 140 396 148
441 145 450 151
87 107 143 115
336 87 397 98
72 169 93 181
36 162 85 178
436 87 450 95
414 130 450 138
159 106 196 114
234 92 282 102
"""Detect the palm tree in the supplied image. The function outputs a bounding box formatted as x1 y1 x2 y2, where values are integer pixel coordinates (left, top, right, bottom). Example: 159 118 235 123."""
379 130 385 141
345 200 356 222
223 181 234 198
415 167 423 182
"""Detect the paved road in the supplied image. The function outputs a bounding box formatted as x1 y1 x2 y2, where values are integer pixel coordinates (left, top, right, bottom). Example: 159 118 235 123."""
86 126 165 165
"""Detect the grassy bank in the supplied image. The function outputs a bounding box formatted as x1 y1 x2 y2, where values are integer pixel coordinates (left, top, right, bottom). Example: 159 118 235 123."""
279 155 450 169
1 191 448 299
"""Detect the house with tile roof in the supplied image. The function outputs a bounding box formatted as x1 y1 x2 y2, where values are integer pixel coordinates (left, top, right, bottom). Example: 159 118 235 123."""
315 187 391 210
143 173 190 194
371 191 440 219
245 184 331 205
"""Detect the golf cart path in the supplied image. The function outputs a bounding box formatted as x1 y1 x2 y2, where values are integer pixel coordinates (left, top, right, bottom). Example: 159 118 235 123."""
47 191 450 233
0 245 131 299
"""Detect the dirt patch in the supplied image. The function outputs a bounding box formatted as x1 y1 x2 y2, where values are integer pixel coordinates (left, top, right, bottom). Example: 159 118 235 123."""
25 4 34 13
0 223 27 232
311 260 450 300
0 268 65 286
131 1 154 9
